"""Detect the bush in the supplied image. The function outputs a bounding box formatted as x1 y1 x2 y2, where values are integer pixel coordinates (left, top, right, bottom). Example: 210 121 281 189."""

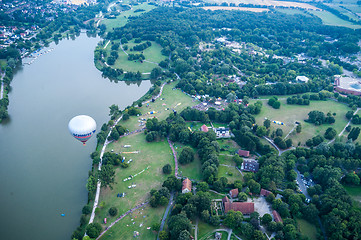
82 205 92 215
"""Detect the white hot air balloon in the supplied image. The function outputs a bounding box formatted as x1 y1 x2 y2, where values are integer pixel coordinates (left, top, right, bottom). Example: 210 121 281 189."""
68 115 96 145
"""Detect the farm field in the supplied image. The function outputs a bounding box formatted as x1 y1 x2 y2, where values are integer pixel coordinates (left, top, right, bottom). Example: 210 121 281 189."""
202 6 269 12
102 2 156 31
344 185 361 209
120 81 199 132
325 3 360 21
309 10 361 29
250 98 351 145
94 132 175 230
297 218 318 240
276 8 312 16
205 0 320 10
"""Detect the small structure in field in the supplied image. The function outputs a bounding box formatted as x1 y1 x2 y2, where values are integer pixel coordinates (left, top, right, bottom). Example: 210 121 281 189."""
229 188 239 198
237 149 250 157
200 124 209 133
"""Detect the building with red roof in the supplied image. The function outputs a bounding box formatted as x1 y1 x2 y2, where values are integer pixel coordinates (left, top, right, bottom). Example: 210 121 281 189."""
260 189 272 197
237 149 250 157
229 188 239 198
222 196 254 215
272 210 282 223
182 178 192 194
200 124 209 132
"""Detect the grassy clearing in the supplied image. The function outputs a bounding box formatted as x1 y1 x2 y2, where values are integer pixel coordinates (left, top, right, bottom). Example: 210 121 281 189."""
95 132 174 228
202 6 269 12
0 59 7 70
121 81 199 132
325 3 360 21
100 205 164 240
104 39 166 73
103 2 156 31
309 10 361 29
218 154 234 166
297 218 318 240
198 220 218 239
344 185 361 209
250 98 351 145
178 149 203 181
218 139 240 155
217 165 243 183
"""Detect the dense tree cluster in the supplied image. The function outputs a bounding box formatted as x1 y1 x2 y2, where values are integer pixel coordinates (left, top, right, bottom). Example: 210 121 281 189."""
306 110 335 125
268 96 281 109
130 41 151 51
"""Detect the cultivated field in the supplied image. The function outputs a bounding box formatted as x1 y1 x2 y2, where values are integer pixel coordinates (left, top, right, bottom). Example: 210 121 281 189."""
202 6 269 12
250 97 351 145
309 10 361 29
205 0 320 10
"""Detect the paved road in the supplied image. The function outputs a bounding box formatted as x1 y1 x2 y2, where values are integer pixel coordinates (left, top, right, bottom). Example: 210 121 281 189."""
157 192 174 240
295 169 310 199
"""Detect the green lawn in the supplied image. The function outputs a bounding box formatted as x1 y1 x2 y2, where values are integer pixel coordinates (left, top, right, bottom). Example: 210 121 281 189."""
121 81 198 132
276 9 311 16
104 39 166 73
218 154 234 166
218 139 240 155
177 147 203 181
102 2 156 31
217 165 243 184
100 205 164 240
95 132 174 227
250 98 351 145
197 221 218 239
344 185 361 209
309 10 361 29
297 218 318 240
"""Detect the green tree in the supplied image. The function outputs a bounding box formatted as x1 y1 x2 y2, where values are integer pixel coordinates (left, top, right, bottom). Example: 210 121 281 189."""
152 222 161 232
256 126 267 137
108 207 118 216
168 214 192 239
86 223 102 238
197 182 209 192
99 164 115 189
82 205 91 215
264 119 271 128
261 213 272 225
296 124 302 133
238 192 248 202
223 210 243 228
163 164 172 174
178 146 194 164
324 127 337 140
159 230 169 240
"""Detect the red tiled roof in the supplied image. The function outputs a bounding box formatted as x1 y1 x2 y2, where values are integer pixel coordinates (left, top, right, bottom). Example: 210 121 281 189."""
229 188 239 198
238 149 250 157
201 124 209 132
222 197 254 214
260 189 272 197
272 210 282 223
182 178 192 192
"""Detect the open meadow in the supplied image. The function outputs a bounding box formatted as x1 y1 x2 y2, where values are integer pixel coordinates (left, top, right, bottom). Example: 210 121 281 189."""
297 218 318 240
104 39 166 73
250 98 351 145
121 81 199 132
202 6 269 12
102 2 156 31
344 185 361 209
309 10 361 29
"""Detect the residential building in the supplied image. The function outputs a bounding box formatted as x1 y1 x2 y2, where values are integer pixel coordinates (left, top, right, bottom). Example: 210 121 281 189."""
237 149 250 157
273 210 283 223
260 189 272 197
213 127 230 138
241 159 259 172
222 196 254 215
182 178 192 194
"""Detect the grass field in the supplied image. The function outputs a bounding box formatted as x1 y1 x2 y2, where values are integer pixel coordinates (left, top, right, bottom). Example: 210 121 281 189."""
250 98 351 145
197 221 218 239
205 0 319 10
325 3 360 21
297 218 318 240
104 39 166 73
309 10 361 29
121 81 199 132
276 8 311 16
100 205 164 240
102 2 156 31
217 165 243 184
95 132 174 230
344 185 361 209
218 139 240 155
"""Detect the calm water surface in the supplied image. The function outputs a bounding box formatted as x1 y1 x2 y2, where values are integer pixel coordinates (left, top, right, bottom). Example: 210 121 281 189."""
0 33 151 240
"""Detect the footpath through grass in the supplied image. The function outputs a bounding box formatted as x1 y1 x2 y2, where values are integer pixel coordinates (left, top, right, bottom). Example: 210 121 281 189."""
94 81 198 238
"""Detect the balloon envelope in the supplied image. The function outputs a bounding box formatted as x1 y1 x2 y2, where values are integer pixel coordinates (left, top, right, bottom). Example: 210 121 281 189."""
68 115 96 145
